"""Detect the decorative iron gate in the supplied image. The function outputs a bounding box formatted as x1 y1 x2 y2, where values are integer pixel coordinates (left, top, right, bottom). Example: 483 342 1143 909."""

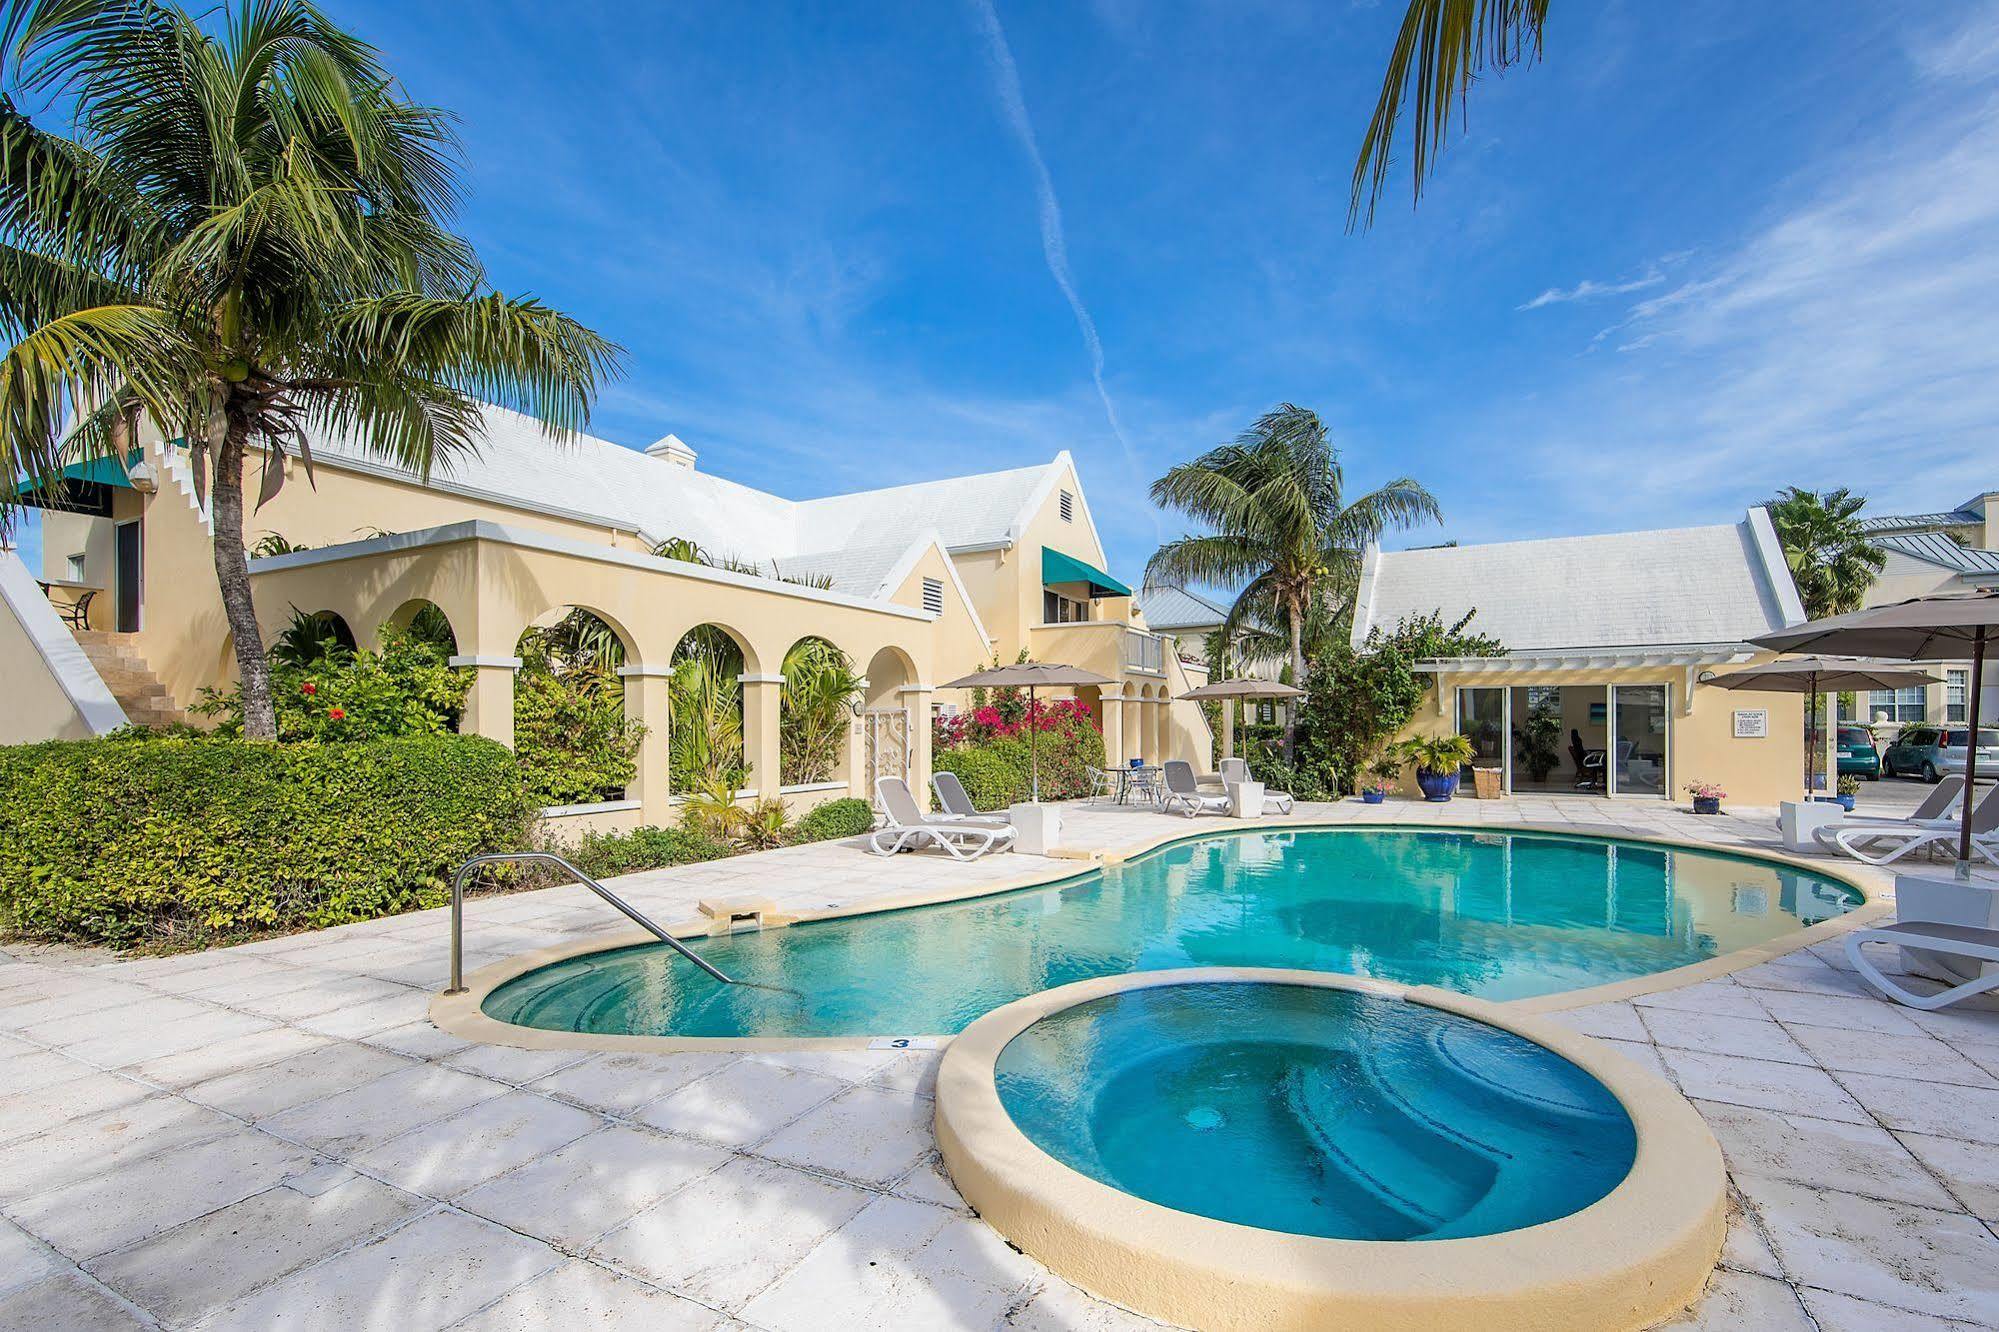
862 707 911 807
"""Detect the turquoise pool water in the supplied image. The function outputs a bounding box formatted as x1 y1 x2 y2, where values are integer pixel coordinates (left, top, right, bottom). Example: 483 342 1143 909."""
994 981 1637 1240
482 827 1862 1039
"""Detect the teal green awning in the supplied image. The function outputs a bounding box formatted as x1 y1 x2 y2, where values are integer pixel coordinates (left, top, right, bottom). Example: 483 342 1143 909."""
1042 546 1132 599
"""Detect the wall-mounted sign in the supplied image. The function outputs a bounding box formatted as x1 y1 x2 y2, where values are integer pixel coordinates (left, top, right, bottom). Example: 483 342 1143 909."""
1733 709 1769 739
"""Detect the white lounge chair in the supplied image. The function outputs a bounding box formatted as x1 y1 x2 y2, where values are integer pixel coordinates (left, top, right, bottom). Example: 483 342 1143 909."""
1845 921 1999 1010
930 771 1012 826
1220 757 1293 814
869 778 1015 860
1809 775 1965 851
1823 784 1999 867
1160 760 1230 818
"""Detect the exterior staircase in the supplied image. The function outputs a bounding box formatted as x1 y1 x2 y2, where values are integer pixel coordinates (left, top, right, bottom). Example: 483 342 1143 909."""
73 631 183 728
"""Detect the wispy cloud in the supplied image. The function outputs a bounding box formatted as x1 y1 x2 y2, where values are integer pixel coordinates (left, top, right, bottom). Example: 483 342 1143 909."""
1492 43 1999 537
968 0 1137 466
1518 271 1665 310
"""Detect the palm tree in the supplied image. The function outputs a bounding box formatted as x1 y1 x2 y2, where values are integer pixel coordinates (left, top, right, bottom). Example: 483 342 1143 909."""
1146 404 1440 754
0 0 618 737
1764 486 1886 620
1350 0 1551 227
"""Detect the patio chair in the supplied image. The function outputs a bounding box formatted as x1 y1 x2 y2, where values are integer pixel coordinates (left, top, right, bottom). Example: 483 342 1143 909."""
929 771 1012 827
1844 921 1999 1010
1160 760 1230 818
868 778 1015 861
1807 775 1965 849
1220 757 1293 814
1822 784 1999 867
61 587 95 631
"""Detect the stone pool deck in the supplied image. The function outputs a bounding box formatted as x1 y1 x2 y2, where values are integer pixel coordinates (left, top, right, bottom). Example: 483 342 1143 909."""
2 796 1997 1330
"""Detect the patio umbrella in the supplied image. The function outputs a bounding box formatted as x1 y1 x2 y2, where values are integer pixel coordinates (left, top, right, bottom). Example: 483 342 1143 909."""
1176 678 1306 760
1698 658 1941 799
1753 590 1999 875
939 662 1115 801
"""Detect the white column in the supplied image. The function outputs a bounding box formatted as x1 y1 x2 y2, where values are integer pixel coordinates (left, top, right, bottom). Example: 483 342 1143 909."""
902 684 935 809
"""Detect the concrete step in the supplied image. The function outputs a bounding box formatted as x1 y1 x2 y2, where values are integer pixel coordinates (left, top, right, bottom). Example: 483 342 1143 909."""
69 630 184 728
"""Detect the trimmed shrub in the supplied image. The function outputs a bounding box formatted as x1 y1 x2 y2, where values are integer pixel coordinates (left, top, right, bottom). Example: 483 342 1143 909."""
512 633 644 808
934 721 1107 809
788 797 874 845
0 735 534 948
560 825 734 879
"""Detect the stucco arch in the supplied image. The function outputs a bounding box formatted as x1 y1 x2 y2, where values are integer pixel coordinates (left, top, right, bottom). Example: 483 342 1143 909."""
664 619 762 678
383 598 459 655
521 601 642 670
862 644 918 709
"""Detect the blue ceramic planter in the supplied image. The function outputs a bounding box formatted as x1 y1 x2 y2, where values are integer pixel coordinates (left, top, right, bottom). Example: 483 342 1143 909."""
1415 770 1458 802
1361 789 1386 805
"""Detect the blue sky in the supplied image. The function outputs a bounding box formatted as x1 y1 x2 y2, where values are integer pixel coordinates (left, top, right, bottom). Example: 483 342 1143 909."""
17 1 1999 583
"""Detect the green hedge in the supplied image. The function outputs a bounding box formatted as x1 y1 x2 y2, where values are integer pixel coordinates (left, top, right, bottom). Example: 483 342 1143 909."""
935 725 1106 809
788 797 874 844
560 824 734 879
0 735 535 948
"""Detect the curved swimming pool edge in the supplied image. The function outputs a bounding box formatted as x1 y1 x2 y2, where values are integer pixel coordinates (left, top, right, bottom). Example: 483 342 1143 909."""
934 966 1728 1332
428 813 1891 1053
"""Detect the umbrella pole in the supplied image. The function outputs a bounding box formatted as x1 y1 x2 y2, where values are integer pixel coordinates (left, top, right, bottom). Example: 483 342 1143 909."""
1960 630 1987 880
1029 685 1040 803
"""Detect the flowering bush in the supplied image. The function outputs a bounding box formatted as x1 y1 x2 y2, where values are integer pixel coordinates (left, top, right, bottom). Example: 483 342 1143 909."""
1684 780 1727 801
934 698 1105 806
194 622 469 740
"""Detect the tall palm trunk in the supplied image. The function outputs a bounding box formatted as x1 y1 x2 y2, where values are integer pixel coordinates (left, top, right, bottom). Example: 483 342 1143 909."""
1285 593 1307 762
211 413 276 738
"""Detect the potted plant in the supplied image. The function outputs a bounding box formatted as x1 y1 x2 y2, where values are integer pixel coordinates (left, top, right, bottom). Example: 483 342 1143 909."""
1685 780 1726 815
1360 754 1398 804
1398 734 1475 802
1835 774 1859 812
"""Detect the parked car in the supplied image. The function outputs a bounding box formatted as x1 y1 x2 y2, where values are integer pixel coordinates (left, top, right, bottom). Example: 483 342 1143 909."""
1882 725 1999 783
1835 725 1880 780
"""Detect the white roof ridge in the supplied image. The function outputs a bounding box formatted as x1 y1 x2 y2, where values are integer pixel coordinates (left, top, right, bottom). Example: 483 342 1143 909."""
1382 517 1749 558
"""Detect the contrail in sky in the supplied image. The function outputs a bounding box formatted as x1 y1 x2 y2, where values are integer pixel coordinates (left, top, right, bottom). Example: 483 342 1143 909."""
968 0 1137 465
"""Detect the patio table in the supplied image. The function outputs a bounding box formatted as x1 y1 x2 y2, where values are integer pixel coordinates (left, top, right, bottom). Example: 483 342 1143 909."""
1105 765 1162 806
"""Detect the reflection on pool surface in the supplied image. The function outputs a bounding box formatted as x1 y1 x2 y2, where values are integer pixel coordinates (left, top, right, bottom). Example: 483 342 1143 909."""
994 982 1637 1240
482 828 1862 1039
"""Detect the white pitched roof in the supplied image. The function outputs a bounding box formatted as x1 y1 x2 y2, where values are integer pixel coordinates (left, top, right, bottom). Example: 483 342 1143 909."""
305 403 1069 568
1352 510 1805 653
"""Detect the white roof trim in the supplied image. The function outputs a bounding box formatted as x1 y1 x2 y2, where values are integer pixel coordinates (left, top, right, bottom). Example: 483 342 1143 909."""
1350 542 1382 648
276 444 653 541
0 550 128 734
1745 505 1807 626
1414 643 1760 673
249 520 931 621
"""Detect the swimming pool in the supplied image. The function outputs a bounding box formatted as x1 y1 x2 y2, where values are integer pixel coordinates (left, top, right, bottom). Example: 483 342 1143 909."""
481 827 1863 1039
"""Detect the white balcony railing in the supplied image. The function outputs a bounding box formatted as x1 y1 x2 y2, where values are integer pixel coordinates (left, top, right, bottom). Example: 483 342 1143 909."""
1123 629 1165 676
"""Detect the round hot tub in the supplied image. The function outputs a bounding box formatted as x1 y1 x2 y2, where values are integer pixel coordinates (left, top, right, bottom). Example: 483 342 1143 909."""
935 969 1725 1331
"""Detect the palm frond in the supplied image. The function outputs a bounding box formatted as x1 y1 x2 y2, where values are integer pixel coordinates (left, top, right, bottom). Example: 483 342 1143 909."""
1349 0 1550 229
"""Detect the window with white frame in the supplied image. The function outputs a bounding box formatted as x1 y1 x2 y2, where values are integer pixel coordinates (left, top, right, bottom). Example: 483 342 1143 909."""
1867 686 1927 723
1042 589 1088 624
64 552 85 581
1948 669 1968 723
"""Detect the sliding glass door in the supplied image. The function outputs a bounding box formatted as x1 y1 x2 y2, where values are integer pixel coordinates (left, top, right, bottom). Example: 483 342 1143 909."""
1609 684 1668 797
1456 688 1509 787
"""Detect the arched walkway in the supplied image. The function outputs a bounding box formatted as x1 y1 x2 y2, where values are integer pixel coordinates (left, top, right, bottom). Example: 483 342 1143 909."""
670 624 749 796
779 636 861 787
513 607 642 807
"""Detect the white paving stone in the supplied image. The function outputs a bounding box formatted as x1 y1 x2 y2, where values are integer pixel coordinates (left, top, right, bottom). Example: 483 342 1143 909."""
451 1259 725 1330
459 1125 730 1249
197 1207 558 1332
634 1057 846 1149
349 1090 602 1199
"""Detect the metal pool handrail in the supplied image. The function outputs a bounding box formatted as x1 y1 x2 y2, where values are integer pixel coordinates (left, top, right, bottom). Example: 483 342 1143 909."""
445 852 735 994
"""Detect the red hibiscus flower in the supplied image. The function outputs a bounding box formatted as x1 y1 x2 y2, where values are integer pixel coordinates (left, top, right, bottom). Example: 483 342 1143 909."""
327 706 346 721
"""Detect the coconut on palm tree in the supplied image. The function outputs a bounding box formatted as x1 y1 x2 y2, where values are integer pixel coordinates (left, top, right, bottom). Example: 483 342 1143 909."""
1146 403 1440 755
0 0 618 737
1763 486 1886 620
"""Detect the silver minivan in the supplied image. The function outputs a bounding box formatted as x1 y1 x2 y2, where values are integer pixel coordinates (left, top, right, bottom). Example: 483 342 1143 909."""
1882 725 1999 782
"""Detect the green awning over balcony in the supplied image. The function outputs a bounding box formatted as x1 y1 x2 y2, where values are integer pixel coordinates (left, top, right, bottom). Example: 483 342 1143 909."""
1042 546 1132 599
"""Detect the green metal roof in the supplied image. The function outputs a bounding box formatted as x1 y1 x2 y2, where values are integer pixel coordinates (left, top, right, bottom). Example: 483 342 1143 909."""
1041 545 1132 598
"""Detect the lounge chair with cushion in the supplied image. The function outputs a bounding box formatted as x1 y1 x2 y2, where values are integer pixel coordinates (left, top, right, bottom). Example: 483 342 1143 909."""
1220 757 1293 814
869 777 1015 860
1845 922 1999 1010
1822 783 1999 867
1160 760 1231 818
930 771 1012 826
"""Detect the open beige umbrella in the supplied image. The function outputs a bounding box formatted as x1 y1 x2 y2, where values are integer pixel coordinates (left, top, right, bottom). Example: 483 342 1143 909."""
1754 591 1999 874
1176 678 1305 761
1699 658 1941 799
940 662 1114 801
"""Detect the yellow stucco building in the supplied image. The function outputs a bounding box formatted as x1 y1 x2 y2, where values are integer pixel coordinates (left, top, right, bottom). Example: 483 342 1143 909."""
8 406 1213 832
